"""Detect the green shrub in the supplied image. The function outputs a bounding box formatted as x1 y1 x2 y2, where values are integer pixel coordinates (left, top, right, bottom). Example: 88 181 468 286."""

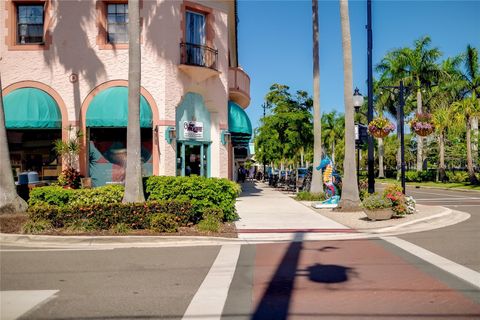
68 185 124 207
28 185 125 208
110 223 131 234
295 191 326 201
149 213 178 233
22 219 53 234
197 215 220 233
405 171 421 182
362 193 393 210
26 200 194 230
418 170 436 182
145 176 240 221
28 186 74 207
446 171 469 183
202 207 224 221
64 219 95 232
27 205 60 226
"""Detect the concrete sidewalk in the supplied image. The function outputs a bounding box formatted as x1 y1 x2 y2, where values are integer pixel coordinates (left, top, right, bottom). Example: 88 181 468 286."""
235 182 349 231
234 181 470 241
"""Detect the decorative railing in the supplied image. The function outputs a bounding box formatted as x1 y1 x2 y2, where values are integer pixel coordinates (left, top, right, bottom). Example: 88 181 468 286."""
180 42 218 70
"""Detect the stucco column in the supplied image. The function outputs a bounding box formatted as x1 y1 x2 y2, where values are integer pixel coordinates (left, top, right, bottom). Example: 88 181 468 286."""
158 124 176 176
210 112 221 178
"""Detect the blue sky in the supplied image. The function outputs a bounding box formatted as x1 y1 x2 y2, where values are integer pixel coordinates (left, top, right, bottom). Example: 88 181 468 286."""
237 0 480 129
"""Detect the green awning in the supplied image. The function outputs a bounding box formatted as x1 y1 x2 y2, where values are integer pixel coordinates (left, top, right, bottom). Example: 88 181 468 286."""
86 86 152 128
4 88 61 129
228 101 252 146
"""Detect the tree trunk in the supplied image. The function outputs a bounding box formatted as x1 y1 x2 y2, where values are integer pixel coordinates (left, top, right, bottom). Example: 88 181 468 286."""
438 131 446 182
337 0 360 211
310 0 323 193
378 137 385 178
0 76 28 214
123 0 145 203
472 116 478 168
416 88 423 172
466 118 479 184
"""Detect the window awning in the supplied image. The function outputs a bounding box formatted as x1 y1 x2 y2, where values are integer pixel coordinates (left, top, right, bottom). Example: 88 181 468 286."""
228 101 252 146
3 88 62 129
86 86 152 128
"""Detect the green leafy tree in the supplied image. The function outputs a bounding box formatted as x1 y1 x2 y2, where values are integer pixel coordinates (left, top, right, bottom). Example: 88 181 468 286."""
256 84 313 169
451 94 480 184
321 111 344 165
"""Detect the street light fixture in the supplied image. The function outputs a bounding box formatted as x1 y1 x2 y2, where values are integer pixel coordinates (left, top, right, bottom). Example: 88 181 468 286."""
353 87 364 113
353 88 367 184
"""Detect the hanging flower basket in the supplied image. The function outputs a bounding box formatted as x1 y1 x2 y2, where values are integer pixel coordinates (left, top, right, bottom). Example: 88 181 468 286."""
410 113 435 137
368 117 396 139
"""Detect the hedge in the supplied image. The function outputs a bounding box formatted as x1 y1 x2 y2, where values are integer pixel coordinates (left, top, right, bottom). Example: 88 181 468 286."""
145 176 241 221
27 200 194 230
28 185 124 207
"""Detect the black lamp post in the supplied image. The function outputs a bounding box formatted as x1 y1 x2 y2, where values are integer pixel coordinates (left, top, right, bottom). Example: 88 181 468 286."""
353 88 365 183
367 0 374 194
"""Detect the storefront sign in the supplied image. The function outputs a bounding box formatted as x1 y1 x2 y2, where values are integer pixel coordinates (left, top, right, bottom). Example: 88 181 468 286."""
183 121 203 139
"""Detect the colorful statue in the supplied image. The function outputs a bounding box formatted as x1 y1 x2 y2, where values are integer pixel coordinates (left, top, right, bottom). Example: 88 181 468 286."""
312 155 342 208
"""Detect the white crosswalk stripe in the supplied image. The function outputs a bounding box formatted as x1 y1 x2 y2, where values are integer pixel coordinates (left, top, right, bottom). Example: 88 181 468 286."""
1 290 58 320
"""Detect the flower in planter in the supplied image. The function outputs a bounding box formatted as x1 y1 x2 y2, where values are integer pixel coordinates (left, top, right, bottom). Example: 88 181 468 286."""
410 112 435 136
368 117 396 139
361 193 393 210
405 196 417 214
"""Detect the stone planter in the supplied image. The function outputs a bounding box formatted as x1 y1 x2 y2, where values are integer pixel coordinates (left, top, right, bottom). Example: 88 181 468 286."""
364 208 394 221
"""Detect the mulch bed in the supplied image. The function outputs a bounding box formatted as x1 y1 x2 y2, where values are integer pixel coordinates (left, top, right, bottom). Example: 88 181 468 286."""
0 214 238 238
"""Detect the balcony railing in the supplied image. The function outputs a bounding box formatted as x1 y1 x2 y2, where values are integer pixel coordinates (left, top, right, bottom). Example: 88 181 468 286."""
180 42 218 70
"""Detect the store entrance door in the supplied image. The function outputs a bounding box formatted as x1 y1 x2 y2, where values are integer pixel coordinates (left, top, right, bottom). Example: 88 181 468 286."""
177 142 209 177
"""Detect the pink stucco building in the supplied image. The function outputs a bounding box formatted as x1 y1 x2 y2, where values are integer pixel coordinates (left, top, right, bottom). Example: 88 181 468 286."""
1 0 251 186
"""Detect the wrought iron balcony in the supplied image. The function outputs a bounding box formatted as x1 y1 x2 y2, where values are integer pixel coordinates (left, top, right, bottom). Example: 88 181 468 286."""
180 42 218 70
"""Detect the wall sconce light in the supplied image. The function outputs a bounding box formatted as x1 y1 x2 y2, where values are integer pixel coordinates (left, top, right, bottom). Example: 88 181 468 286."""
221 130 231 145
165 126 176 144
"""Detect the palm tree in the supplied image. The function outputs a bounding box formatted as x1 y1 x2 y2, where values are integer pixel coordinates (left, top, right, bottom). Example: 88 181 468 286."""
321 111 344 164
431 56 464 182
123 0 145 203
451 94 480 184
462 45 480 166
397 36 441 171
432 107 450 182
310 0 323 193
0 76 28 214
337 0 360 211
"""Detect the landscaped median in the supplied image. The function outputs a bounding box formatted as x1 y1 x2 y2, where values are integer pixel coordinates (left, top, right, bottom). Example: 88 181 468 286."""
0 176 241 237
379 178 480 191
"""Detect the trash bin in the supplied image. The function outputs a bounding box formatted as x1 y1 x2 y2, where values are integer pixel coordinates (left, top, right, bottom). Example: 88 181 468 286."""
16 172 29 201
27 171 39 184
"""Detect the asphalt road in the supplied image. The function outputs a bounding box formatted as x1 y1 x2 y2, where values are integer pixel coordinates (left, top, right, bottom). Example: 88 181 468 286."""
1 246 220 319
398 186 480 272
